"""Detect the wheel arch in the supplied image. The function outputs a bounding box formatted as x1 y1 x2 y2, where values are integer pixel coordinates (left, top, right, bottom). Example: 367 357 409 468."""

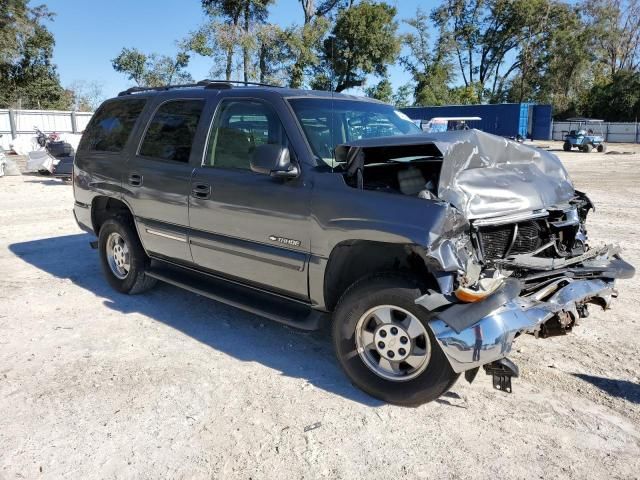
91 195 135 236
322 240 439 312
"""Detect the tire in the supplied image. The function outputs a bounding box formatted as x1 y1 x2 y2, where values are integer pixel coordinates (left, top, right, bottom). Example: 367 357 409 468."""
584 143 593 153
98 216 157 294
332 275 459 406
597 143 606 153
563 142 572 152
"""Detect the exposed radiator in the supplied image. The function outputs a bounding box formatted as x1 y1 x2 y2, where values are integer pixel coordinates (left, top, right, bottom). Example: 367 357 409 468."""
477 221 544 261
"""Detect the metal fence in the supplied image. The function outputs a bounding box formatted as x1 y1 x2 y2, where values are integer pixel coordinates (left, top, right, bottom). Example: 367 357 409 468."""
0 109 94 150
552 121 640 143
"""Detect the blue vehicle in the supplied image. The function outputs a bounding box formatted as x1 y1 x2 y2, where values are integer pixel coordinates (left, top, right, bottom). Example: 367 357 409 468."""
563 118 607 153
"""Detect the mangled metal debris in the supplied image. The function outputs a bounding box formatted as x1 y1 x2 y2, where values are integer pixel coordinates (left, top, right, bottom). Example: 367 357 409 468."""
336 129 634 392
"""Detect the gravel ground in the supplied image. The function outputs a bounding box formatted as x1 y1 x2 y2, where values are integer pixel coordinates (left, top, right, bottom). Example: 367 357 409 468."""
1 143 640 479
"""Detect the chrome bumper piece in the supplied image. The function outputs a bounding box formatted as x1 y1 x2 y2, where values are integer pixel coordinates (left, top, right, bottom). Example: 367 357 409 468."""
427 278 617 373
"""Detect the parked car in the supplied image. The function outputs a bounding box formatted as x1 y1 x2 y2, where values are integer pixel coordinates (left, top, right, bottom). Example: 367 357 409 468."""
73 81 634 406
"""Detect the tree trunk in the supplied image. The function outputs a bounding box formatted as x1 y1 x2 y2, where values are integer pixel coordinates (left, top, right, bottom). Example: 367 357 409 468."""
301 0 314 24
225 47 233 81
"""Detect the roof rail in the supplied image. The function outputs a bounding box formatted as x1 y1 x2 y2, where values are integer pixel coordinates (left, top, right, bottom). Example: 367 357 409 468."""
117 79 283 97
199 79 284 89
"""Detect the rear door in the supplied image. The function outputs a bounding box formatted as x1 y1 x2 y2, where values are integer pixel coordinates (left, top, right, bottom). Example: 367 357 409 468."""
188 97 311 299
123 97 206 262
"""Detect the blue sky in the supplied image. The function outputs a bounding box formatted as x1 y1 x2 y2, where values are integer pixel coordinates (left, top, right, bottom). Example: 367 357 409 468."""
45 0 438 98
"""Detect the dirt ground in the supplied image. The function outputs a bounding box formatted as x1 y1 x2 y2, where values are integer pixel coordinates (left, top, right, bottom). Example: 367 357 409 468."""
1 142 640 479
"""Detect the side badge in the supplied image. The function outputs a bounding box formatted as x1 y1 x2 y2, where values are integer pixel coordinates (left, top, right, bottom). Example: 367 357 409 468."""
269 235 301 247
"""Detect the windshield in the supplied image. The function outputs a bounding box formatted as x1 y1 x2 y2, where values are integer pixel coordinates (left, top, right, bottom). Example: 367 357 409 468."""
288 98 421 167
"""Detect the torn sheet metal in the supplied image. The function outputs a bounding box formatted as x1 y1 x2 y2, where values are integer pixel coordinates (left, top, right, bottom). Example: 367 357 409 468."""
336 130 575 220
432 130 575 219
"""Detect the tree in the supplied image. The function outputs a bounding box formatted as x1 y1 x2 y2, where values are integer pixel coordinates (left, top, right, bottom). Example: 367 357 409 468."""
0 1 70 109
315 1 400 92
431 0 554 103
284 0 345 88
582 69 640 120
585 0 640 77
200 0 273 82
364 77 393 102
401 8 459 105
299 0 345 24
392 84 413 107
284 17 331 87
112 47 193 87
505 2 593 114
67 80 105 111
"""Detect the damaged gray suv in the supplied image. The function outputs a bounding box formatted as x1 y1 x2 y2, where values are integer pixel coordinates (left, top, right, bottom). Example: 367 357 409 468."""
73 80 634 406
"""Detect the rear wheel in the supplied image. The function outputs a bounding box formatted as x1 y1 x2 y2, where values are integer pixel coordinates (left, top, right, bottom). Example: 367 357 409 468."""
584 143 593 153
597 143 606 153
332 275 459 406
563 142 572 151
98 216 157 294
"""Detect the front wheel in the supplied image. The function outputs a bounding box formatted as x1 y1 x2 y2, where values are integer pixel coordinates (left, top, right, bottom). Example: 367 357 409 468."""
584 143 593 153
332 275 459 406
98 216 157 294
563 142 572 151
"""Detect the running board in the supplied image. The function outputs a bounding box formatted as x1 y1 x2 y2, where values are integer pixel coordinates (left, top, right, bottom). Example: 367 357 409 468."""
146 262 327 331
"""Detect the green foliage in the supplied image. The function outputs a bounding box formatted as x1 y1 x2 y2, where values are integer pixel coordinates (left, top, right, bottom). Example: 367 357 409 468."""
392 84 413 108
284 17 330 88
0 1 69 109
364 77 393 103
582 69 640 120
112 48 193 87
401 9 460 106
316 1 401 92
197 0 274 81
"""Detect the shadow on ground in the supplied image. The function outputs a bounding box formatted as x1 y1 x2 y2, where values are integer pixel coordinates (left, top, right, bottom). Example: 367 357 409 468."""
10 233 383 406
573 373 640 404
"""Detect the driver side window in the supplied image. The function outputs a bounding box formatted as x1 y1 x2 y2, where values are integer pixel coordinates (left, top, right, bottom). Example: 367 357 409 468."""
204 99 288 170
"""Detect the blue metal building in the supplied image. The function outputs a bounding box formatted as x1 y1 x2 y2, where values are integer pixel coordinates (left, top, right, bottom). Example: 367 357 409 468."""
400 103 553 140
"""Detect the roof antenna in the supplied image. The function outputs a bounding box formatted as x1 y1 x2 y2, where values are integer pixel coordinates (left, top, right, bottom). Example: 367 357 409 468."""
330 34 336 170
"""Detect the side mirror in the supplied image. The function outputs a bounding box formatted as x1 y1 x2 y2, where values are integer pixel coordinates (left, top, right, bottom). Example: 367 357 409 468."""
250 144 299 179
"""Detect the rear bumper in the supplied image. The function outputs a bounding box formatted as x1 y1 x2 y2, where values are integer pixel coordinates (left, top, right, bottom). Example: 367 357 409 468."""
424 256 633 374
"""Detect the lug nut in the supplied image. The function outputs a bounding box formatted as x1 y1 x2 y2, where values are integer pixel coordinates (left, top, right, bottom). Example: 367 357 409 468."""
390 327 398 335
387 351 395 358
400 336 408 344
398 348 406 356
378 341 385 349
379 330 387 338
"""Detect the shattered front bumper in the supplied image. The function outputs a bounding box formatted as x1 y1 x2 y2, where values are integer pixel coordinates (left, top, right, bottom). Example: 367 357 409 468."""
420 255 634 374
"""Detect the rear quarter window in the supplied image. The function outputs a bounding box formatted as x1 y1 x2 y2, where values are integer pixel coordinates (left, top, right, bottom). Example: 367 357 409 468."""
79 99 146 152
139 99 204 163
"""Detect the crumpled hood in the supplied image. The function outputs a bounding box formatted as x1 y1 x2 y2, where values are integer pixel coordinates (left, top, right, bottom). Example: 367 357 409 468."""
432 130 575 219
336 129 575 219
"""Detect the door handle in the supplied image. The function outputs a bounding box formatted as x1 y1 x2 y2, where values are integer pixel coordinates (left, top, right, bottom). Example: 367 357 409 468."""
191 183 211 199
128 173 143 187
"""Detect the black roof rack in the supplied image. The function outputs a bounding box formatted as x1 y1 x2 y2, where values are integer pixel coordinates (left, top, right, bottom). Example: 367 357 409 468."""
117 79 283 96
199 79 283 89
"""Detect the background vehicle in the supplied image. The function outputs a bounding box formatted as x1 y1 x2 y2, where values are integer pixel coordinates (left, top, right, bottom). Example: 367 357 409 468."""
420 116 481 133
73 81 632 406
563 118 607 152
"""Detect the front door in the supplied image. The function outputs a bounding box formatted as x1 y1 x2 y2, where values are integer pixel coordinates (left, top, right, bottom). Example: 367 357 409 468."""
124 98 206 262
188 98 311 299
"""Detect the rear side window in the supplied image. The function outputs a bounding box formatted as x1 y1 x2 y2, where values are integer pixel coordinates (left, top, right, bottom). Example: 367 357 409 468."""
80 99 146 152
139 100 204 162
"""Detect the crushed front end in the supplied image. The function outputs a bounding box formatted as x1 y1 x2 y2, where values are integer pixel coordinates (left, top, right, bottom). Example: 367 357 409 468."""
418 195 634 388
413 132 634 390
